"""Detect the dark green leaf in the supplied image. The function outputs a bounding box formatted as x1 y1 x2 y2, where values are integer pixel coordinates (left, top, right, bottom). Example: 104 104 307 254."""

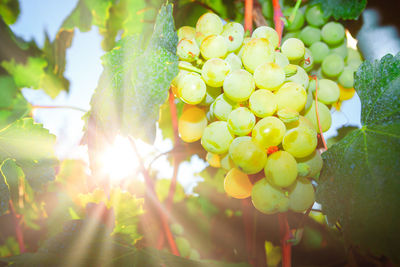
0 0 20 25
0 159 23 206
0 93 30 130
0 167 10 215
309 0 366 20
316 53 400 262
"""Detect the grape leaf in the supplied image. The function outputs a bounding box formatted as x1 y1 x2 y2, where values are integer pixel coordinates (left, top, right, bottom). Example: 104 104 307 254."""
316 53 400 262
0 0 20 25
0 118 58 190
0 170 10 215
309 0 367 20
0 159 23 206
88 4 178 142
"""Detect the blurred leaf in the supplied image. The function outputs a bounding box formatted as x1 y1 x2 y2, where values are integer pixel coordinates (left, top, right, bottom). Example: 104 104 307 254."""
155 178 185 203
0 0 20 25
1 57 47 88
309 0 367 20
317 53 400 263
0 159 23 206
0 237 19 257
0 93 30 129
0 76 17 108
195 167 226 194
0 167 10 215
0 118 58 190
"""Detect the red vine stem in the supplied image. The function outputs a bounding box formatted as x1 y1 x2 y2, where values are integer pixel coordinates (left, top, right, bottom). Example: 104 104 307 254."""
278 213 292 267
311 76 328 151
8 200 25 253
244 0 253 32
272 0 284 45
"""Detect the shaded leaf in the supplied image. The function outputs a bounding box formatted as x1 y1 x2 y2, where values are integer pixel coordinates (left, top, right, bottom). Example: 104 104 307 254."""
309 0 367 20
316 53 400 262
0 0 20 25
0 167 10 215
0 159 23 206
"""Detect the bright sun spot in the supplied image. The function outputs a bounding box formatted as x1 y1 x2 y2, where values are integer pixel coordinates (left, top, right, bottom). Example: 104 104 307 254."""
100 135 139 181
346 29 358 49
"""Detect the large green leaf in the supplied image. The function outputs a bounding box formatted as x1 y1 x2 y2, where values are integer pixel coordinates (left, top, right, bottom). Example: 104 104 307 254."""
88 4 178 142
316 53 400 262
309 0 367 20
0 118 58 190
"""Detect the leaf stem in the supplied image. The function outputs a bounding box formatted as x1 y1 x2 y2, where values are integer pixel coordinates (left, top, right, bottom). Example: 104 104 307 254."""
311 76 328 151
278 213 292 267
244 0 254 32
272 0 285 45
31 105 87 113
8 200 25 253
178 62 202 74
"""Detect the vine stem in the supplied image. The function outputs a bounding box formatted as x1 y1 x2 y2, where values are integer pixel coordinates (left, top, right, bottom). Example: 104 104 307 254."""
31 105 87 113
311 76 328 151
244 0 253 32
272 0 284 45
8 200 25 253
278 213 292 267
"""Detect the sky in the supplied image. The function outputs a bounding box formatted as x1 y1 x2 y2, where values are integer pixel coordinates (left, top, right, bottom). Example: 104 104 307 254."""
8 0 364 192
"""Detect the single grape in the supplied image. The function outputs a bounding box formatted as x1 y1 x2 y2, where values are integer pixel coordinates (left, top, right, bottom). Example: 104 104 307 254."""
201 121 234 154
274 51 290 68
322 54 344 78
220 153 236 171
296 150 323 179
200 35 228 60
177 38 200 62
251 179 289 214
221 22 245 52
224 168 253 199
241 38 274 73
282 126 318 158
227 107 256 136
285 115 315 131
299 26 321 47
338 67 355 88
196 13 223 38
223 69 255 102
249 89 277 118
178 26 196 41
211 94 238 121
300 48 314 72
265 150 298 188
288 178 315 212
283 8 305 32
171 65 189 89
171 223 184 235
229 136 267 174
254 62 285 90
176 237 191 258
303 100 332 132
321 22 345 46
252 26 279 49
252 116 286 148
206 152 221 168
305 5 327 27
178 106 208 143
275 82 307 112
225 53 243 72
310 41 330 64
286 65 309 89
277 108 299 123
178 72 206 104
281 38 305 62
316 79 340 105
201 58 231 87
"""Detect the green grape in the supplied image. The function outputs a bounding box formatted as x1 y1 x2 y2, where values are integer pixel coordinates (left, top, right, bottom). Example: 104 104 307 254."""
206 108 215 122
305 5 327 27
275 82 307 112
304 80 315 110
223 69 255 102
189 249 201 260
282 31 300 43
251 178 289 214
201 58 231 87
200 35 228 60
331 40 348 59
254 62 285 90
277 108 299 123
300 48 314 72
225 53 242 72
176 237 191 258
178 26 196 41
221 22 245 52
321 22 345 46
236 37 251 58
171 223 184 235
265 151 298 188
338 67 355 88
249 89 277 118
304 100 332 132
310 41 330 64
283 8 305 31
178 106 208 143
252 26 279 49
347 58 362 71
288 178 315 212
285 115 315 131
177 38 200 62
241 38 274 73
224 168 253 199
252 116 286 148
299 26 321 47
201 121 234 154
274 51 290 68
346 47 362 62
220 153 236 171
229 136 267 174
211 94 238 121
199 85 222 106
178 72 206 104
281 38 305 62
296 150 323 179
322 54 344 78
206 152 221 168
316 79 340 105
228 107 256 136
196 12 223 38
286 65 309 89
282 126 317 158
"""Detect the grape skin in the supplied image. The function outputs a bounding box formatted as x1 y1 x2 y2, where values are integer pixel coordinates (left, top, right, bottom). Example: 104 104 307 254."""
249 89 277 118
178 106 208 143
201 121 234 154
223 69 255 102
227 107 256 136
251 179 289 214
229 136 267 174
252 116 286 149
254 62 285 91
288 178 315 212
275 82 307 112
201 58 231 87
265 151 298 188
282 126 318 158
224 168 253 199
241 38 274 73
178 72 206 104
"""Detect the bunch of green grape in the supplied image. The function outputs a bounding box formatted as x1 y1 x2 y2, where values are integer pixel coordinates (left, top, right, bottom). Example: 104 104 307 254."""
171 9 361 215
